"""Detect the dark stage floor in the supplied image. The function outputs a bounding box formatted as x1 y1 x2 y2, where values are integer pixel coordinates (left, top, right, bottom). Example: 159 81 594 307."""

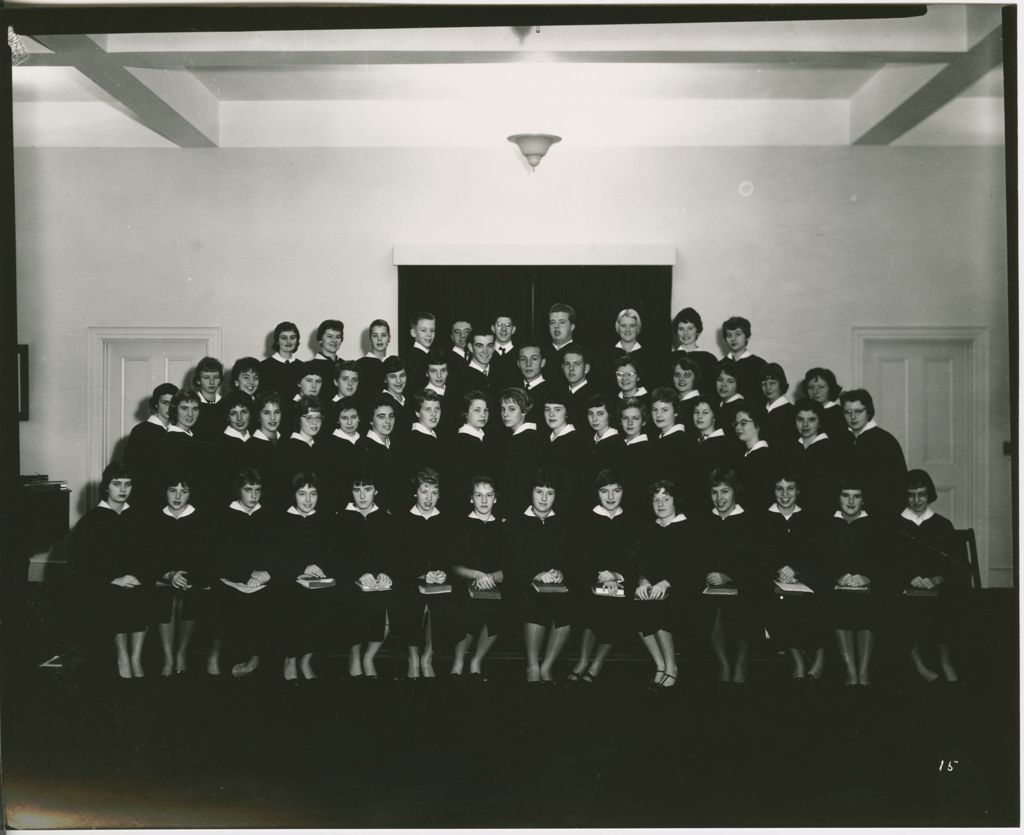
1 589 1019 829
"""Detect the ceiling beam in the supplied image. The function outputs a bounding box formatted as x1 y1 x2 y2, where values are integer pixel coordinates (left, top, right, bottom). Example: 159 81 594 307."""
32 34 217 147
850 16 1003 145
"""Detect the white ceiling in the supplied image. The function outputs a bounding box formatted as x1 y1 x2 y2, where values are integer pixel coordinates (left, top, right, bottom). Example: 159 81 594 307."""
11 5 1007 148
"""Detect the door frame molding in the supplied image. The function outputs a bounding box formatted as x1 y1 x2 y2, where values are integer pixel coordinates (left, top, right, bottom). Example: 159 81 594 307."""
852 325 991 582
87 326 221 506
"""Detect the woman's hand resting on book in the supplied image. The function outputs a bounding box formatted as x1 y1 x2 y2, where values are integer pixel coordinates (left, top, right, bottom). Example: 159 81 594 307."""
358 573 377 591
425 570 447 585
303 564 325 579
375 573 393 590
706 571 731 586
648 580 670 600
473 572 495 590
111 575 141 588
777 565 796 584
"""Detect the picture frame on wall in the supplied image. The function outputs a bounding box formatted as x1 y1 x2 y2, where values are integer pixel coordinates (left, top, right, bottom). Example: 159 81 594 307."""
17 344 28 420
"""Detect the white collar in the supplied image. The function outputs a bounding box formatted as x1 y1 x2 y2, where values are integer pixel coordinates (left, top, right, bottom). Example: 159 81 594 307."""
289 431 315 447
656 512 688 526
677 342 700 352
363 351 385 361
625 433 649 445
412 422 437 439
824 399 840 409
835 510 870 521
766 396 790 412
425 382 447 395
513 422 537 436
495 342 514 355
679 390 700 401
199 392 222 405
287 506 317 517
568 379 589 394
525 506 556 520
459 424 486 440
659 424 684 438
524 375 546 389
744 440 769 456
346 502 380 516
223 426 250 442
367 429 391 448
468 359 490 375
167 424 193 437
802 432 829 447
618 386 648 399
410 505 440 520
253 428 277 442
229 500 261 516
412 341 430 354
550 423 576 441
851 420 879 437
615 340 642 352
552 341 571 352
98 500 129 513
332 428 360 444
316 351 337 362
702 428 726 439
146 414 168 429
714 505 745 519
722 393 743 404
594 426 619 442
728 348 751 361
901 507 935 525
292 393 302 402
468 511 496 522
162 504 195 519
451 346 466 359
271 351 295 363
769 503 802 518
592 505 624 519
383 390 405 406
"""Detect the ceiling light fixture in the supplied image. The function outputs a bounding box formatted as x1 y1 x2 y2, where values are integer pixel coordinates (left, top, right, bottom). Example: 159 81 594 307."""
507 134 561 172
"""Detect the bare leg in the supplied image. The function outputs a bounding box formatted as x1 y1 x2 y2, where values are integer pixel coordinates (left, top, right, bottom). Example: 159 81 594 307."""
469 626 496 675
788 648 807 680
732 639 750 684
910 643 939 682
835 630 858 685
206 638 223 676
656 630 677 687
710 611 730 682
129 630 147 678
114 633 132 679
572 629 596 677
362 620 390 677
283 656 298 681
421 609 435 677
640 632 666 684
232 654 260 678
807 648 825 680
175 619 196 673
348 644 364 678
855 629 874 685
158 622 175 676
451 634 471 676
938 643 958 682
587 643 612 678
299 653 316 680
540 625 571 681
524 623 545 682
407 645 421 679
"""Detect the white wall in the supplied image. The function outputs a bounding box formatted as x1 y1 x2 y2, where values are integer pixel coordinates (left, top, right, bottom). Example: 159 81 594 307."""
13 145 1012 582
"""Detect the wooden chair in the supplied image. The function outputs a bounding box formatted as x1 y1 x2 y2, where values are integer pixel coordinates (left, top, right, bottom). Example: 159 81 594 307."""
954 528 982 589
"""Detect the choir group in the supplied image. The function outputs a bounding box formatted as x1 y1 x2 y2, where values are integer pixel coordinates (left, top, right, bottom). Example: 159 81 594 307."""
69 304 969 688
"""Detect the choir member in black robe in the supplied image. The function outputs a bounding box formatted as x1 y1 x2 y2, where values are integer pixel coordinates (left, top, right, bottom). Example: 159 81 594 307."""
714 359 748 439
69 463 154 679
450 390 494 508
450 475 507 678
734 405 778 513
894 470 968 683
228 356 261 401
355 318 393 410
619 396 654 514
822 477 894 686
328 360 362 428
381 356 414 443
648 387 695 509
258 321 301 398
160 389 212 510
803 366 847 443
517 343 562 427
396 468 461 678
275 396 325 509
497 387 542 518
839 388 909 520
688 397 738 512
243 391 283 509
562 346 599 429
355 394 401 514
403 311 437 391
541 302 579 374
207 468 276 678
283 361 324 436
399 389 444 504
722 316 767 407
760 363 797 447
461 329 498 404
583 394 626 490
124 382 177 512
601 307 652 391
489 312 520 393
309 319 344 402
277 472 339 682
761 470 826 681
634 479 699 689
612 354 650 411
670 355 703 420
336 470 398 679
192 356 226 442
540 389 588 522
153 472 212 677
424 349 457 442
212 390 252 507
319 396 362 513
444 318 472 400
567 470 638 683
505 471 573 684
784 398 840 521
701 467 764 685
671 307 719 398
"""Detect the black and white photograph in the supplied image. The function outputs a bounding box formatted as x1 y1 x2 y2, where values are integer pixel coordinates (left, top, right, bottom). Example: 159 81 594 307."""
0 2 1017 830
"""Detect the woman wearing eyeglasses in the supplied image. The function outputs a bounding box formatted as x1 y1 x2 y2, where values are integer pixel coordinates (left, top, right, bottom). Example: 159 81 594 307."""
733 405 777 512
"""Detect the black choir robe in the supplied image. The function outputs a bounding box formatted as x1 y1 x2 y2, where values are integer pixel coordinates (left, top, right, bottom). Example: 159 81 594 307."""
123 417 168 511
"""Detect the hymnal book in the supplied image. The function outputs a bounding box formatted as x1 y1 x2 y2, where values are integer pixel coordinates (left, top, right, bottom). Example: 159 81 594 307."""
468 586 501 600
593 585 625 598
419 582 452 595
774 580 814 595
532 581 569 594
834 584 870 592
220 578 266 594
357 582 390 592
703 583 738 596
903 587 939 598
298 577 336 589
